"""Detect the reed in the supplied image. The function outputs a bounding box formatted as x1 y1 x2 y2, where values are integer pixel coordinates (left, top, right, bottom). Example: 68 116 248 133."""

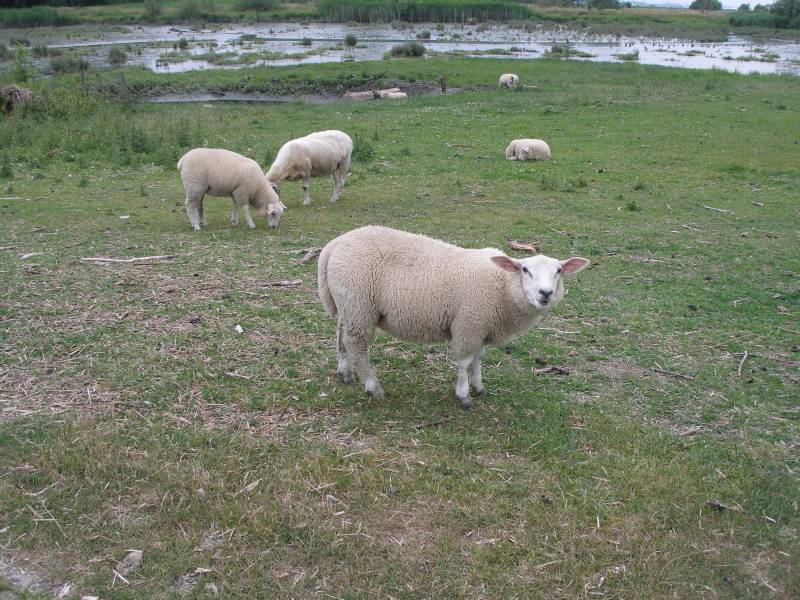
318 0 530 23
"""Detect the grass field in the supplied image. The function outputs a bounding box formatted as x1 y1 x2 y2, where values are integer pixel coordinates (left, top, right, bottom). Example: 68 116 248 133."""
0 57 798 598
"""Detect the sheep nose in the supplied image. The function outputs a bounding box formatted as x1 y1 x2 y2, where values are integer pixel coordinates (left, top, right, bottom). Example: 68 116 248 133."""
540 289 553 300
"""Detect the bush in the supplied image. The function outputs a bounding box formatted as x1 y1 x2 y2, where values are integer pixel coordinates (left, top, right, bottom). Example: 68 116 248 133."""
32 44 61 58
770 0 800 28
177 0 204 20
237 0 279 9
50 56 89 74
344 33 358 47
0 7 75 29
588 0 620 7
689 0 722 9
300 37 313 46
416 29 431 39
109 47 127 66
144 0 163 19
387 41 425 57
12 46 35 82
177 38 189 50
738 3 751 9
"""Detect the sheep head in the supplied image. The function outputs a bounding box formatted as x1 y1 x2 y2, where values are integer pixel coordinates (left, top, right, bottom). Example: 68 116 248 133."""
491 254 589 311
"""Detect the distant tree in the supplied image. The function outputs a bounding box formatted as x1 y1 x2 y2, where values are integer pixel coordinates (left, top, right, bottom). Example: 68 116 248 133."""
689 0 722 9
753 3 769 11
588 0 621 8
770 0 800 27
737 3 751 10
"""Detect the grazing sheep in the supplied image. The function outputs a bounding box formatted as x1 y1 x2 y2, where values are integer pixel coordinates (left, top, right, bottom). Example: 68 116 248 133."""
177 148 285 231
505 139 551 161
266 130 353 206
318 226 590 409
498 73 520 88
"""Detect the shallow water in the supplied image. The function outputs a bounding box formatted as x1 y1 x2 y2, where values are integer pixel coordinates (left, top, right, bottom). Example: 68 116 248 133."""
6 22 800 77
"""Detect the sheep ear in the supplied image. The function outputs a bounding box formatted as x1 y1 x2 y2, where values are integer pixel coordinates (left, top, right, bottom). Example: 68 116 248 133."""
561 257 590 275
491 256 520 272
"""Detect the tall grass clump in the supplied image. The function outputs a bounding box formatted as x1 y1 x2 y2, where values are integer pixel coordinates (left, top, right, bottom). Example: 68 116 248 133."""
144 0 164 20
387 41 426 57
0 7 75 29
345 33 358 46
318 0 529 23
729 12 778 26
109 47 127 67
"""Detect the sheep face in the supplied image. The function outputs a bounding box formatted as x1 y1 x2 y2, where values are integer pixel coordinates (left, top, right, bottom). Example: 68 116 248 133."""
265 201 285 229
491 254 590 311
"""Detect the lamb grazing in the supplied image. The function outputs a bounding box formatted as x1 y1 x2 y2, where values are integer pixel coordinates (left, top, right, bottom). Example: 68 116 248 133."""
498 73 520 88
266 130 353 206
318 226 589 410
177 148 285 231
506 139 551 161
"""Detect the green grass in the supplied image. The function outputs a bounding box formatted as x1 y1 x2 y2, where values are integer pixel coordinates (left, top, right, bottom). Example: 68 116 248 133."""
0 57 798 598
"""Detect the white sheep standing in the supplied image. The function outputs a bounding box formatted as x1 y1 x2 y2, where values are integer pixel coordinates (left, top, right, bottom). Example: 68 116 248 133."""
177 148 285 230
266 130 353 206
498 73 520 88
505 139 551 161
318 226 590 409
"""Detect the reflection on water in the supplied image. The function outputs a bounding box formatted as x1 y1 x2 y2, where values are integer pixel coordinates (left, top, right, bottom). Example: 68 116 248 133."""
10 22 800 77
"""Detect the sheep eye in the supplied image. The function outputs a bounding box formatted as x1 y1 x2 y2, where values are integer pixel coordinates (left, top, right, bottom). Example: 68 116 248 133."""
557 267 562 275
522 266 529 274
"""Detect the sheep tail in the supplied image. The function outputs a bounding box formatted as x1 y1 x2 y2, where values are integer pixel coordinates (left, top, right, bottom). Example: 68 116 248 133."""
317 242 337 318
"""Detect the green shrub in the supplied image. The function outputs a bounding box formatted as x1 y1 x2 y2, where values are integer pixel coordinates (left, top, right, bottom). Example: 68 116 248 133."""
0 7 74 29
144 0 164 20
50 56 89 74
237 0 279 10
387 41 426 57
178 38 190 50
12 46 35 82
689 0 722 9
109 47 127 67
177 0 204 20
416 29 431 39
318 0 529 23
32 44 62 58
300 37 313 46
345 33 358 47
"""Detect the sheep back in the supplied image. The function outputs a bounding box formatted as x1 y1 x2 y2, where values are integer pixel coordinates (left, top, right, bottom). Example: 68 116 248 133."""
178 148 269 203
267 130 353 182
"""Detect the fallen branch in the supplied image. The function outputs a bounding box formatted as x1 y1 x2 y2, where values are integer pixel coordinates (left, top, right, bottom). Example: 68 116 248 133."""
264 279 302 288
706 499 743 513
703 205 735 215
81 255 178 264
751 201 764 207
506 238 540 253
299 247 321 264
737 351 748 377
414 414 452 430
652 364 696 381
533 366 569 376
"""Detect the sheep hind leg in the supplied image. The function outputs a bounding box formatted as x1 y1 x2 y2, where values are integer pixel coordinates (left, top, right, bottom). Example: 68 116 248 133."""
454 356 477 410
230 202 239 226
185 196 202 231
336 319 354 384
342 328 383 399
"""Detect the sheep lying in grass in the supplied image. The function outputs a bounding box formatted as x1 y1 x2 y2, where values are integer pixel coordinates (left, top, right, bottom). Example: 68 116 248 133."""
178 148 284 230
266 130 353 206
498 73 520 88
506 139 551 161
318 226 590 409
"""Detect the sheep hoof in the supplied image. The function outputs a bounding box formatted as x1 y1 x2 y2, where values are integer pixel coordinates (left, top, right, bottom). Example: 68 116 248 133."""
338 370 355 385
458 395 474 411
472 385 486 397
365 381 384 399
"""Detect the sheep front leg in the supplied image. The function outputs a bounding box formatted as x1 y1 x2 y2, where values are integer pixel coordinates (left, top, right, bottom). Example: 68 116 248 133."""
455 355 476 410
199 199 207 227
302 174 311 206
469 347 486 396
241 204 256 229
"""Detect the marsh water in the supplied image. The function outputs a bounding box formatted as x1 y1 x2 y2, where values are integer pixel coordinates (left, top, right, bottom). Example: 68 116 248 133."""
8 22 800 79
